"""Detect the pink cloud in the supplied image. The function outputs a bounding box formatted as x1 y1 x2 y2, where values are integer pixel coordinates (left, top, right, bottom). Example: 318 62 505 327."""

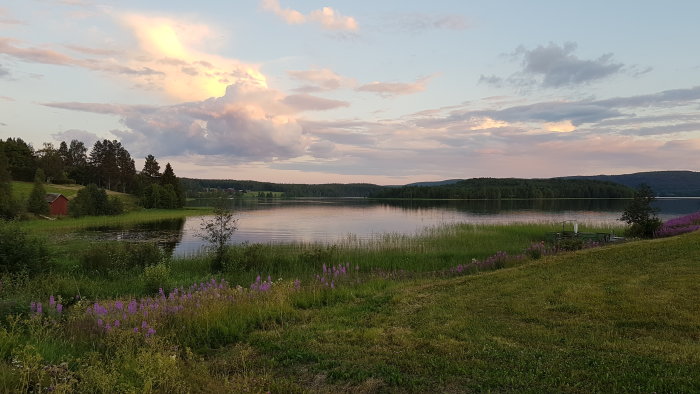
262 0 358 31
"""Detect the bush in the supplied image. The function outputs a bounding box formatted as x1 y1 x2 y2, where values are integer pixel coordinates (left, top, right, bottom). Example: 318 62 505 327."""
69 184 123 217
0 221 51 275
625 218 663 238
143 262 171 294
79 242 164 274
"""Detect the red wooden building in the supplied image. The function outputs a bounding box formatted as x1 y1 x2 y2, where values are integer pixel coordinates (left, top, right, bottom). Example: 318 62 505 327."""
45 193 69 216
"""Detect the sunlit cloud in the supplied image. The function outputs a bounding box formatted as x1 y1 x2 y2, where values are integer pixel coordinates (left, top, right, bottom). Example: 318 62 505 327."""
544 120 576 133
288 68 355 92
118 13 267 101
356 76 432 97
261 0 358 31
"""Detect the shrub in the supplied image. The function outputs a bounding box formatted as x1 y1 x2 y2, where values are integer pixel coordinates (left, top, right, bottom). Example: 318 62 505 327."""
69 184 123 217
143 262 171 294
300 245 338 264
0 221 51 275
79 242 164 274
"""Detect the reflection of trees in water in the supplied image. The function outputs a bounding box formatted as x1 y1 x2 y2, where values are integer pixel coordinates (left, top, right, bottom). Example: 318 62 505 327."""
143 218 185 257
376 199 630 214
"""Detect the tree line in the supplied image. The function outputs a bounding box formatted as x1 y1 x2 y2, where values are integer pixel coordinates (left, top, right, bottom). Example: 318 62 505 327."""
181 178 385 198
0 137 185 219
368 178 635 199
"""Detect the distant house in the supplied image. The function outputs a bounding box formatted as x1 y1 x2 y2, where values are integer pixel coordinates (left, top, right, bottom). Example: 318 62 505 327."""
45 193 69 216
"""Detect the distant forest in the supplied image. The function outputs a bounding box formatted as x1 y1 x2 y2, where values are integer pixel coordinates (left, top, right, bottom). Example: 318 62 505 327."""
564 171 700 197
181 178 384 198
368 178 635 199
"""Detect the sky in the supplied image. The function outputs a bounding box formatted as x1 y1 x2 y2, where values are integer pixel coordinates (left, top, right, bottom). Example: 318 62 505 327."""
1 1 699 185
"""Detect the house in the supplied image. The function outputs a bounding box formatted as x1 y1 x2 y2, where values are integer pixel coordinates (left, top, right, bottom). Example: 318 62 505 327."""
45 193 69 216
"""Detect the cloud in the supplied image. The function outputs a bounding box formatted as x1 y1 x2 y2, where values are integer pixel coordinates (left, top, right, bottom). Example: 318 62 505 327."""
117 13 268 101
0 64 9 78
47 82 320 162
482 42 625 89
282 94 349 111
394 14 469 32
262 0 358 31
357 76 432 97
0 12 268 102
288 68 355 92
51 129 101 145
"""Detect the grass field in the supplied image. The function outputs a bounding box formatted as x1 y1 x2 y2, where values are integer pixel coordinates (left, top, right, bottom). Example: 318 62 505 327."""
0 218 697 392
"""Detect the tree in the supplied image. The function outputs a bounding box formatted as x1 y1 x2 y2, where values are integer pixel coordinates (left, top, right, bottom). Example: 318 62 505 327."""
37 143 68 183
142 154 161 180
197 203 237 271
66 139 89 184
68 184 122 217
620 183 662 238
27 169 49 215
0 145 18 219
1 138 37 182
160 163 184 208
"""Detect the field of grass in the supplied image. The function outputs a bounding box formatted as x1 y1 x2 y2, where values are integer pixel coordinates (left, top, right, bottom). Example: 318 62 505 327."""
11 181 141 211
0 220 697 392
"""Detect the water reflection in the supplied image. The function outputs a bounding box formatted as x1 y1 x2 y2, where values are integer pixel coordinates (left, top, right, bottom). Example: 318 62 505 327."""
79 198 700 257
82 218 185 256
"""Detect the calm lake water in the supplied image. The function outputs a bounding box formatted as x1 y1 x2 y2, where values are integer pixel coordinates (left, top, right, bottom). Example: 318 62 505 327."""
81 198 700 257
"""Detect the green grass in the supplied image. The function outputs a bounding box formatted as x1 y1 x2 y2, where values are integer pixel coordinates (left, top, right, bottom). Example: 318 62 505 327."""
246 232 700 392
12 181 141 212
1 222 698 392
18 207 211 233
11 181 84 200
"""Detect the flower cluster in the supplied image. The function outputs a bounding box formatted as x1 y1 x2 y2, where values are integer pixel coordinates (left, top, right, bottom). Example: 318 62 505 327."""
315 262 359 289
655 211 700 238
31 278 246 338
249 275 273 292
30 295 63 317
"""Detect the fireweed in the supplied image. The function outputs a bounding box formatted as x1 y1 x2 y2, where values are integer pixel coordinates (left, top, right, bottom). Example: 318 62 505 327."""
655 211 700 238
30 276 291 338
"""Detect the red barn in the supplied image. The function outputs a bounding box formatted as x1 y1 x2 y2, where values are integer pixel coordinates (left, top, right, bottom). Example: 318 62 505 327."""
45 193 69 216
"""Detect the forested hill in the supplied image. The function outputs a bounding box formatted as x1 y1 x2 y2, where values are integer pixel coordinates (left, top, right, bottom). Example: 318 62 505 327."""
368 178 634 199
564 171 700 197
181 178 384 198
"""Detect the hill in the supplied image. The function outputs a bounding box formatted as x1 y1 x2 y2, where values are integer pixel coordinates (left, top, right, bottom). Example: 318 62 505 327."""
564 170 700 196
370 178 634 199
251 231 700 391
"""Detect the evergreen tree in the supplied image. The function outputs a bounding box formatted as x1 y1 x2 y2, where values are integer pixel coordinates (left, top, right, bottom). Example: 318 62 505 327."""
27 169 49 215
160 163 184 208
0 146 18 219
142 154 161 180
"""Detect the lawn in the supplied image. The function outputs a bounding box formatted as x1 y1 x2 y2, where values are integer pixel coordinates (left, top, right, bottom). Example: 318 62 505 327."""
0 222 697 392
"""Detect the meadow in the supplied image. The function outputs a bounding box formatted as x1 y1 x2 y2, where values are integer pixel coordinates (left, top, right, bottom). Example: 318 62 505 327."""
0 215 698 392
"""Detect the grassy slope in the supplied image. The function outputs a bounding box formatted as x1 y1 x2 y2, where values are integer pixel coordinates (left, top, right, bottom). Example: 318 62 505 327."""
12 181 83 199
246 232 700 392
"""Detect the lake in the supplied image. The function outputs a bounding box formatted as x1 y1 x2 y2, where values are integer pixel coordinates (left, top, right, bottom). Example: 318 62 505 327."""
80 198 700 257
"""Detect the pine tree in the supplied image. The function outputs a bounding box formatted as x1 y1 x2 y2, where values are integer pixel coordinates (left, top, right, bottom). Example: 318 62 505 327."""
160 163 184 208
27 169 49 215
142 154 161 180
